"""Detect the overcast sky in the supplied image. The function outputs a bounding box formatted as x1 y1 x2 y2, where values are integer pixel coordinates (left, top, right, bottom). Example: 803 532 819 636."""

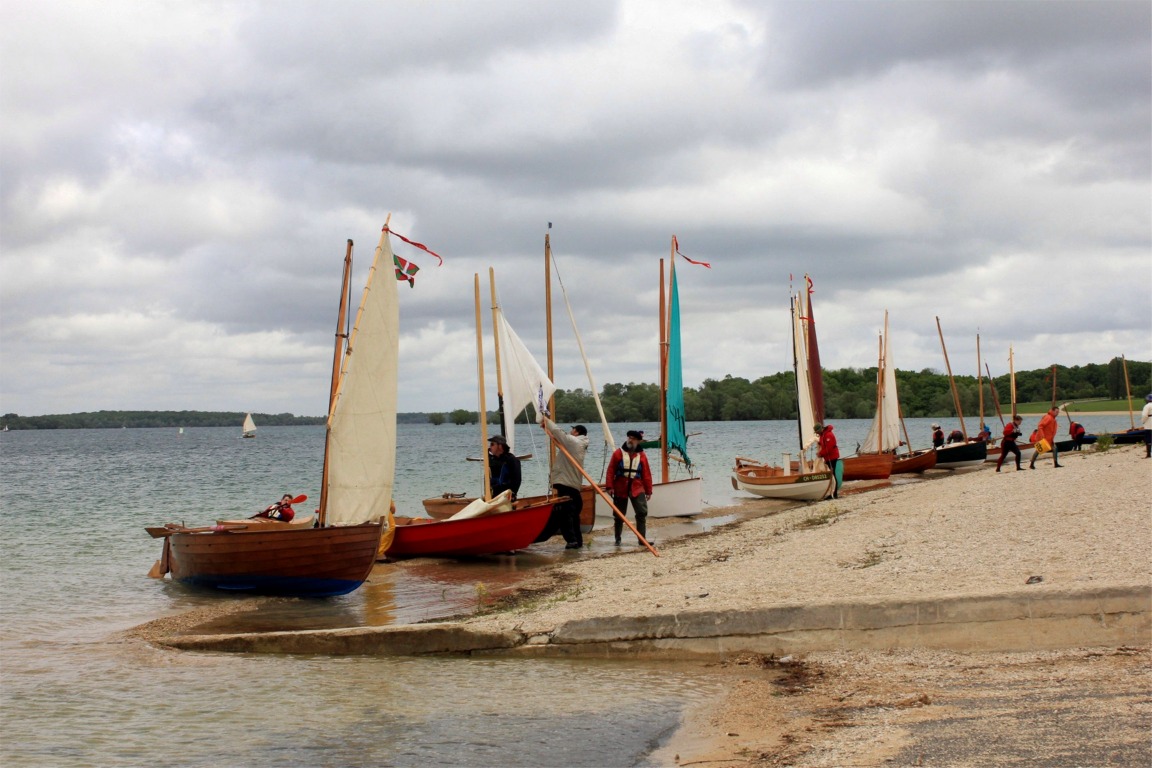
2 0 1149 418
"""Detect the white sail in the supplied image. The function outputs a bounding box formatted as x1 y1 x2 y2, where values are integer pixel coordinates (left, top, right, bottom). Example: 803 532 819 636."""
324 229 398 526
495 307 556 453
242 413 256 436
793 292 818 452
861 312 902 453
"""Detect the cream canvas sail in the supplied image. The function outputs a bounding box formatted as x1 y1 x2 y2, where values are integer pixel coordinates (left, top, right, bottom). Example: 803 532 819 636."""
861 312 902 453
495 306 556 453
793 291 819 453
324 229 399 527
242 413 256 436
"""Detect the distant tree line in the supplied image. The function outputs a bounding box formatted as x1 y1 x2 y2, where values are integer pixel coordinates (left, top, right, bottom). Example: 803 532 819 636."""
426 357 1150 425
5 359 1146 430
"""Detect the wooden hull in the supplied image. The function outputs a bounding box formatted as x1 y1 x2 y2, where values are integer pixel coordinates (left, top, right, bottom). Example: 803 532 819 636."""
215 514 316 529
386 502 553 558
1109 429 1149 445
166 521 383 597
891 450 937 474
648 477 703 517
933 441 988 469
731 459 834 501
840 453 895 480
424 488 600 532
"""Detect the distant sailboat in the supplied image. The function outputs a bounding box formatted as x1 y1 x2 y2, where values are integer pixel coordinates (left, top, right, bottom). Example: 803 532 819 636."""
241 413 256 439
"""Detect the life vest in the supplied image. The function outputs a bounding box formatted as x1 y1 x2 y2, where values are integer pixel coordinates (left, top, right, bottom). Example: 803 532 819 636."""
616 451 643 479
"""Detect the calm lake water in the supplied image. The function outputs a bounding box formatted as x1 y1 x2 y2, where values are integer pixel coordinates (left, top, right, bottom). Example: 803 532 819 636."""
1 414 1137 766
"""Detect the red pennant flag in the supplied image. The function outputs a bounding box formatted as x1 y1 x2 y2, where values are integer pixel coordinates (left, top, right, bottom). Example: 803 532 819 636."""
672 235 710 268
384 226 444 266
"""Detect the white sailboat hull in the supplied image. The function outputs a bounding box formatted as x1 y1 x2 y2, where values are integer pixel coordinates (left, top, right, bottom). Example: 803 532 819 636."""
648 477 702 518
731 461 834 501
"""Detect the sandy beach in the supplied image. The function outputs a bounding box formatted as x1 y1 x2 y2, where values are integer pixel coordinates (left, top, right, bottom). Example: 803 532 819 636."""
134 442 1151 765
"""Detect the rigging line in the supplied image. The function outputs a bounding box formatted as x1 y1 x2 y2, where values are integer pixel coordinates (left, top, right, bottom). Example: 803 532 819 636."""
549 250 615 452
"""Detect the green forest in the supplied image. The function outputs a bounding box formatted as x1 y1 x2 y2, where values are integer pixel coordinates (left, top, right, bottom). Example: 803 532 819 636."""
3 357 1148 430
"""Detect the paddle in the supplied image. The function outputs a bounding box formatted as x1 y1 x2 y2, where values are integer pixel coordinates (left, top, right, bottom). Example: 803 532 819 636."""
145 523 249 538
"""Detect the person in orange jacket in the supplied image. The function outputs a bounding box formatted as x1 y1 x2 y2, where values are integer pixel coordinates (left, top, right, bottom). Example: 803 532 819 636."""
1029 406 1063 469
607 430 653 546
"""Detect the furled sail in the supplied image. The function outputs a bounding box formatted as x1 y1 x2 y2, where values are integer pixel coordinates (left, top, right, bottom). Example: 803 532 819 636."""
664 262 691 468
861 312 902 453
324 229 399 526
495 306 556 453
793 291 819 453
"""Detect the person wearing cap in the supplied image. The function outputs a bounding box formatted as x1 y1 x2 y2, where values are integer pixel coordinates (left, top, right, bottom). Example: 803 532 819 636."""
931 423 945 449
1141 394 1152 458
486 434 521 500
1028 406 1064 469
607 430 654 546
538 417 589 549
814 423 841 499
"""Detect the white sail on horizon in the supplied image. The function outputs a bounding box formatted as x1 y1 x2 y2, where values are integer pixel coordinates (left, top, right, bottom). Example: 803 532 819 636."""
324 229 398 527
241 413 256 436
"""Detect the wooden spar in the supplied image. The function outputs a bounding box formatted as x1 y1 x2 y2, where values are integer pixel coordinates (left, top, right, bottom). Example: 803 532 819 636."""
474 274 492 500
488 268 506 438
319 238 355 527
1051 364 1057 409
935 317 968 439
874 318 885 450
1009 346 1017 420
977 334 984 430
1122 355 1135 429
659 256 669 483
986 363 1005 426
544 233 556 468
544 426 660 557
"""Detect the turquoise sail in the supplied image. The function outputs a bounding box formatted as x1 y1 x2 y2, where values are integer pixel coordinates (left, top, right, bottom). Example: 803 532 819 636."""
665 264 692 468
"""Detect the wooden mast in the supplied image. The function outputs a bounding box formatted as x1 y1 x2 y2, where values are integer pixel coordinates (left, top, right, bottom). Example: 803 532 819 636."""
935 317 968 440
1122 354 1135 429
489 267 506 438
1009 346 1017 420
474 273 492 500
874 316 885 451
977 333 984 432
544 231 556 467
659 256 669 483
318 238 355 527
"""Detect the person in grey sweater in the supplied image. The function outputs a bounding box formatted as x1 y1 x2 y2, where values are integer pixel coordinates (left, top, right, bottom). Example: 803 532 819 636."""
538 417 589 549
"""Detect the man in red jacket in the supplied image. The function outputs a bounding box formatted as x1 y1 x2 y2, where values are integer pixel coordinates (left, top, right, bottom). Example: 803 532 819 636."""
607 430 653 546
815 423 841 499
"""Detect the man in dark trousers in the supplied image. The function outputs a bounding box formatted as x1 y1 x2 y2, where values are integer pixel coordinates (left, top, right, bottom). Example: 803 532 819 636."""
607 430 654 546
538 417 589 549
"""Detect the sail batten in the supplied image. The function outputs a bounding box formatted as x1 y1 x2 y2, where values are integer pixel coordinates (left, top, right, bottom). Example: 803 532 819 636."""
325 229 398 527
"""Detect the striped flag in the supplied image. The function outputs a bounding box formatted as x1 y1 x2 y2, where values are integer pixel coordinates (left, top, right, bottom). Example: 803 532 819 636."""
394 255 419 287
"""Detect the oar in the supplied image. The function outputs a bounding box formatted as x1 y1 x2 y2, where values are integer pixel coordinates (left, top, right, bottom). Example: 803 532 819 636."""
145 523 249 538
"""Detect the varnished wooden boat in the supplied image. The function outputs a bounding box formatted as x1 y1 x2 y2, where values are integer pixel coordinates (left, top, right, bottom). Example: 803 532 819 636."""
840 452 895 480
731 458 834 501
386 502 553 558
215 513 316 529
890 449 937 474
162 521 383 596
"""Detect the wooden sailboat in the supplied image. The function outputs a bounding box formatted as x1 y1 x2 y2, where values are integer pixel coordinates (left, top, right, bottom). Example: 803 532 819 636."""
1106 355 1149 444
932 318 987 468
732 279 835 501
148 235 393 597
858 312 936 474
241 413 256 438
649 243 703 517
405 270 556 546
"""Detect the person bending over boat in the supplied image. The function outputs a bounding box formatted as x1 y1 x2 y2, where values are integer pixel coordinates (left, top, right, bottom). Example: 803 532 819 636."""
997 415 1024 472
931 424 945 449
486 434 521 500
257 494 296 522
815 423 841 499
537 418 589 549
608 430 654 545
1068 421 1087 451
